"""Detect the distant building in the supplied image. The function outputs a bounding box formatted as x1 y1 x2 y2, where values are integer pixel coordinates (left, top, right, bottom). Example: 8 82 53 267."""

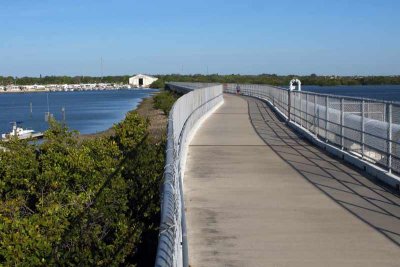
128 74 158 88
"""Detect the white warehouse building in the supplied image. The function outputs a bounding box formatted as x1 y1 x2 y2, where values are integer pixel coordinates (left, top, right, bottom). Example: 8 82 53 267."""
128 74 158 88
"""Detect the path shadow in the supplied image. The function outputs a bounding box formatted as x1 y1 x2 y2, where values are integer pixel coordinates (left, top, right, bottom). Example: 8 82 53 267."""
244 96 400 246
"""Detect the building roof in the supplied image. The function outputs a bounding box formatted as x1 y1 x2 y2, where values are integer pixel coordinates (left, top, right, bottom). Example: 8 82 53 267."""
130 74 157 79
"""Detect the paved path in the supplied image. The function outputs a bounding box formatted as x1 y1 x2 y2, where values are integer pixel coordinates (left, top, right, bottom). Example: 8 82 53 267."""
184 94 400 267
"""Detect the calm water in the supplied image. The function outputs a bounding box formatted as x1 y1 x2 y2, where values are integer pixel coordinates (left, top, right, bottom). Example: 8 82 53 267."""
300 85 400 102
1 85 399 135
0 89 158 135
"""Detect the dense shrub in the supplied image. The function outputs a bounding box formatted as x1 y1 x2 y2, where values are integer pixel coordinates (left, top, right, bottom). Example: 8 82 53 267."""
153 91 179 115
149 79 165 89
0 112 164 266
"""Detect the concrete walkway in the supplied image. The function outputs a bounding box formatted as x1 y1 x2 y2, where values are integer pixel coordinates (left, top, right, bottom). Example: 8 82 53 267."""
184 94 400 267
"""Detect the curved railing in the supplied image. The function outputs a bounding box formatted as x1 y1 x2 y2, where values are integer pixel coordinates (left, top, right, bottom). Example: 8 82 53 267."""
155 82 400 266
223 83 400 176
168 82 400 178
154 83 223 267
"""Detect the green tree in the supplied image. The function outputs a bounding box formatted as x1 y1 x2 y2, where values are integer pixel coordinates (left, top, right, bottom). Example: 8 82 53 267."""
0 112 165 266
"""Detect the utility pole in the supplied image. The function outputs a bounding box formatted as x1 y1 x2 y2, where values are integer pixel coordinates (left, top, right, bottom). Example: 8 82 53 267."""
101 57 103 81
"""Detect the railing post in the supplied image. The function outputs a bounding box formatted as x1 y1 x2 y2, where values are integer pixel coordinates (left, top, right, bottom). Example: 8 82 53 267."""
314 95 318 135
287 89 292 122
387 103 392 173
325 96 329 142
306 93 308 129
300 93 303 127
273 91 275 106
297 93 300 124
294 92 296 122
341 98 344 150
293 92 296 123
361 100 365 158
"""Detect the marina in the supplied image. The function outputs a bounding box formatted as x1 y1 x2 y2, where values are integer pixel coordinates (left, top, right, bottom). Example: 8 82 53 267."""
0 83 131 93
0 89 158 136
0 75 158 93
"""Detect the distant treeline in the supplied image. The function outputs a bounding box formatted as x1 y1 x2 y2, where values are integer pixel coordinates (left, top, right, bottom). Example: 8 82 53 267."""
1 74 400 87
149 74 400 88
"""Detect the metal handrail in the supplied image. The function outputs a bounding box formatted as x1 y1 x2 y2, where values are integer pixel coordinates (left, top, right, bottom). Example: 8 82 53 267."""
155 81 400 266
155 83 223 267
222 83 400 175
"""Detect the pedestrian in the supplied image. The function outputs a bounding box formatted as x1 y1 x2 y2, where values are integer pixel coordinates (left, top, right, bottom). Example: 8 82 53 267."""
236 84 241 95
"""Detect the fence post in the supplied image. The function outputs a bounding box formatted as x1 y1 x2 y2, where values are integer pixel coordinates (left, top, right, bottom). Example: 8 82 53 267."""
341 98 344 150
292 92 295 123
388 103 392 173
306 93 308 129
297 93 300 124
273 90 275 106
325 96 329 142
314 95 318 135
287 90 292 122
300 93 303 127
293 92 296 123
361 100 365 158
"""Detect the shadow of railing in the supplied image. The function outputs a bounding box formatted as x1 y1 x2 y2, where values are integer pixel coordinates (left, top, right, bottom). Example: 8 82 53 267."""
246 96 400 246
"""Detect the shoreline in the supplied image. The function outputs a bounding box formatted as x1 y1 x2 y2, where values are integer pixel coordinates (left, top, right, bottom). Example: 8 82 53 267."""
0 91 160 142
78 91 165 141
0 88 153 94
0 90 48 94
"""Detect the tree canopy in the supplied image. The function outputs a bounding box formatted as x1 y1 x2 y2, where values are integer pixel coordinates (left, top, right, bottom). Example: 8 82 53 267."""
0 111 165 266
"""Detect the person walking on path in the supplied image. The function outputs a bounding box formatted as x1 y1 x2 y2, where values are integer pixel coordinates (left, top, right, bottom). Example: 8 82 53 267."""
236 84 241 95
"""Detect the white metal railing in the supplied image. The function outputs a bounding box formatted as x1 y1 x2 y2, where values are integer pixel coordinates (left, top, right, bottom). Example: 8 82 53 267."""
155 82 400 266
223 83 400 175
155 83 223 267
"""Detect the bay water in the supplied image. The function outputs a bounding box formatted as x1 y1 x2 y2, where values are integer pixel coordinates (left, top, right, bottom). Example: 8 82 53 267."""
300 85 400 102
0 89 158 135
1 85 400 136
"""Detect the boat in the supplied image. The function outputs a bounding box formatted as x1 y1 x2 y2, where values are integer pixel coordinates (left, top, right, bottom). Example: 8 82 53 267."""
1 122 35 140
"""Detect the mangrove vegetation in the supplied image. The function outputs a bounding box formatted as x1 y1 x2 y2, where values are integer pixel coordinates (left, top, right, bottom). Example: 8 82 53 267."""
0 91 179 266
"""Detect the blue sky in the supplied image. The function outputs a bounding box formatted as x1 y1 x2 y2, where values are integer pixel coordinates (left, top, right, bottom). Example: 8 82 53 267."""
1 0 399 76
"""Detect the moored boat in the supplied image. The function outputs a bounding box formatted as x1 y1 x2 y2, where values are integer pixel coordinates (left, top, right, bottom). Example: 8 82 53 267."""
1 122 35 140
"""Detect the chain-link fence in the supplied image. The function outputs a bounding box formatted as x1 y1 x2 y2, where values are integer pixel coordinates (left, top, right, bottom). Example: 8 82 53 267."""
155 83 223 267
223 83 400 174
